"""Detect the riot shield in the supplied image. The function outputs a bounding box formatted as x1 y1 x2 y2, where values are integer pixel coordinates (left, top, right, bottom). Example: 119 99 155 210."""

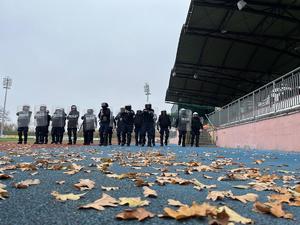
34 105 48 127
67 105 80 128
178 108 192 131
51 108 66 128
109 107 114 128
83 109 97 131
17 105 32 128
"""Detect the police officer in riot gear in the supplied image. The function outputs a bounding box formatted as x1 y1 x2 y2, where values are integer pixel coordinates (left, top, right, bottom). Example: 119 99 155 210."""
152 113 157 146
176 108 192 147
98 103 111 146
157 110 171 146
34 105 49 144
108 112 116 145
44 110 51 144
115 107 125 145
190 112 203 147
82 109 97 145
121 105 135 146
134 110 143 146
141 104 155 147
51 108 66 144
67 105 80 145
16 105 32 144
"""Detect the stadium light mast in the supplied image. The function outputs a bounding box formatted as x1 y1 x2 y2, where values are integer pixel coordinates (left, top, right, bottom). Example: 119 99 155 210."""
1 77 12 137
144 82 151 103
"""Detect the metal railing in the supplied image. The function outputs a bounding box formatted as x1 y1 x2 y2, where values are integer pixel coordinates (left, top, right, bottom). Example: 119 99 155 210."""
207 67 300 127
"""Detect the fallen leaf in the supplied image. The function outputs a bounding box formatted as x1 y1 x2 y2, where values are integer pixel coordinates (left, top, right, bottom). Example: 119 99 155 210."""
231 193 258 204
80 193 118 211
101 186 119 191
51 191 85 201
233 185 249 189
253 201 293 219
14 179 40 189
0 173 12 179
74 179 95 191
56 180 65 185
0 187 8 200
207 191 233 201
116 208 155 221
168 199 186 207
163 202 217 220
119 197 150 207
143 186 157 198
217 206 253 224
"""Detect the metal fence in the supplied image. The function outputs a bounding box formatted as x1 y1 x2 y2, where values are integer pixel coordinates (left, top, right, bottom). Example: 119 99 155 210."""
207 67 300 127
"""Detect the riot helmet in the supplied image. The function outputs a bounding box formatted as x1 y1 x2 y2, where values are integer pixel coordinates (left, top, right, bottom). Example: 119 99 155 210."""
23 105 30 111
125 105 132 111
87 109 93 115
71 105 77 111
145 104 152 110
40 105 47 112
193 112 199 117
120 107 125 113
101 102 108 108
161 110 167 115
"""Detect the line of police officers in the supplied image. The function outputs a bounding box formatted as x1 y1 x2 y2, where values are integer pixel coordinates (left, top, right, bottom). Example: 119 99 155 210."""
16 103 203 147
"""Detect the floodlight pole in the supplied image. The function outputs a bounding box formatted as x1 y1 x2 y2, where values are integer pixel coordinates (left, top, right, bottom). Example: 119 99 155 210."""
1 77 12 137
144 83 151 103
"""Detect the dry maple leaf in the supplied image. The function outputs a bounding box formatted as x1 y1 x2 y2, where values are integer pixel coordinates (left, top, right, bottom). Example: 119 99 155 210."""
207 191 233 201
56 180 65 185
119 197 150 207
268 194 292 203
253 201 293 219
17 163 37 171
0 187 8 200
164 202 217 220
74 179 95 191
101 186 119 191
80 193 118 211
168 199 186 207
116 208 155 221
231 193 258 204
233 185 249 189
217 206 253 224
294 185 300 193
14 179 40 189
51 191 85 201
0 173 13 179
209 208 230 225
143 186 157 198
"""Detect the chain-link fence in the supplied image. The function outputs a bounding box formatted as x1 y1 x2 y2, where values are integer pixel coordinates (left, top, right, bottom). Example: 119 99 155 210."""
207 67 300 127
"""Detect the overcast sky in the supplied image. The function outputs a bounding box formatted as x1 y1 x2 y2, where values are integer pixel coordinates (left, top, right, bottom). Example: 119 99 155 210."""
0 0 190 122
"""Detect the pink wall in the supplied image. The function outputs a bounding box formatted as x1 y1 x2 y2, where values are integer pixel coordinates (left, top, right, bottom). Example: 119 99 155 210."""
215 112 300 151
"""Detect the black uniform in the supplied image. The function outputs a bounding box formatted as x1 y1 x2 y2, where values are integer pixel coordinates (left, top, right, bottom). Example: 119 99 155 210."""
108 115 116 145
98 103 111 146
134 110 143 146
121 105 135 146
67 106 79 145
44 113 51 144
141 104 155 147
157 111 171 146
115 109 125 145
190 116 203 147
